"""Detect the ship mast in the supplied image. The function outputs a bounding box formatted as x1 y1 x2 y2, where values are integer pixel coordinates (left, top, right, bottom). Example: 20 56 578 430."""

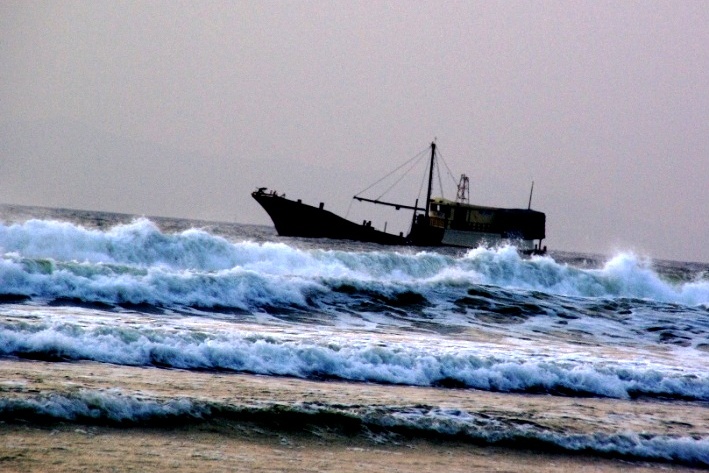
424 142 436 222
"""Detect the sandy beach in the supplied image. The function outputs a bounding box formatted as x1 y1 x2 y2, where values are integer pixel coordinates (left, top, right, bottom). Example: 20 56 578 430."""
1 359 706 472
4 422 702 473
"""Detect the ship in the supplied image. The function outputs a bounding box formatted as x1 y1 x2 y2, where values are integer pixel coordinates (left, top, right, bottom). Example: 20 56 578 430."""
252 142 546 253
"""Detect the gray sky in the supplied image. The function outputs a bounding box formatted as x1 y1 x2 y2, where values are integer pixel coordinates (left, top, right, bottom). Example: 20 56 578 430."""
2 1 708 262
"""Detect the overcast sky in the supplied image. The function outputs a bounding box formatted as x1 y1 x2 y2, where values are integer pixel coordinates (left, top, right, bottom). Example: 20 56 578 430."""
1 1 708 262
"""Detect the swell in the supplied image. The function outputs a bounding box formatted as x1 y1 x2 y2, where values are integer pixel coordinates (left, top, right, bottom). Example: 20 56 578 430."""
1 390 707 467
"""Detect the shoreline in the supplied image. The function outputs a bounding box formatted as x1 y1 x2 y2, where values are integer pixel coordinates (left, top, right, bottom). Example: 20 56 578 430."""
3 421 702 473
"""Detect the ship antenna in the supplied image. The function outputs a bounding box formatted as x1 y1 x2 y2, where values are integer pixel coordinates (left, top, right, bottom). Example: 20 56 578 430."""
456 174 470 204
527 180 535 210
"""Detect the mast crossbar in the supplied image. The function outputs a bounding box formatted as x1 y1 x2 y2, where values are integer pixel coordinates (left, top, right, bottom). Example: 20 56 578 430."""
353 196 424 211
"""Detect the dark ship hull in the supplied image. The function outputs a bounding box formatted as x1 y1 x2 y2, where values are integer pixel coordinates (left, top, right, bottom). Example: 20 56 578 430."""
252 190 407 245
252 142 547 253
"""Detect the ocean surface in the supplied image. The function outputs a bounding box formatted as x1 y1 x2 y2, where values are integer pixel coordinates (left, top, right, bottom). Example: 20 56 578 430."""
1 204 708 466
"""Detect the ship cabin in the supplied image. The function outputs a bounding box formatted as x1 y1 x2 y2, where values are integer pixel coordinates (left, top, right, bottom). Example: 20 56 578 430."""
426 197 546 251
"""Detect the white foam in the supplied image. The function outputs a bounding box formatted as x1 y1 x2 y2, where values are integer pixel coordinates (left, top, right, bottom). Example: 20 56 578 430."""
1 322 707 400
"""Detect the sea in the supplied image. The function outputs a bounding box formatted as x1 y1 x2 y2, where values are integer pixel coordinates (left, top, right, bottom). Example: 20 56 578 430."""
1 204 708 467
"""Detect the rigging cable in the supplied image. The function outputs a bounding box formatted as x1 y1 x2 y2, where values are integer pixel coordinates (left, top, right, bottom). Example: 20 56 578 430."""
435 148 459 190
416 154 430 203
353 145 431 198
436 158 445 200
375 150 429 200
344 196 354 219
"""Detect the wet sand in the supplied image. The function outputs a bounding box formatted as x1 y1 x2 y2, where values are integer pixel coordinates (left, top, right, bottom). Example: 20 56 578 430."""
1 359 706 472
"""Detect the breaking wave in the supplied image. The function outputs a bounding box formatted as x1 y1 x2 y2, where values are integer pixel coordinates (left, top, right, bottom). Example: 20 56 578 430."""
0 219 708 310
1 322 707 401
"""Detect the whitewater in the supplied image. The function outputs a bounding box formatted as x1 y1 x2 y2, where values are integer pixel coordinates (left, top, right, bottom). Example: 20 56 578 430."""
1 204 708 467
